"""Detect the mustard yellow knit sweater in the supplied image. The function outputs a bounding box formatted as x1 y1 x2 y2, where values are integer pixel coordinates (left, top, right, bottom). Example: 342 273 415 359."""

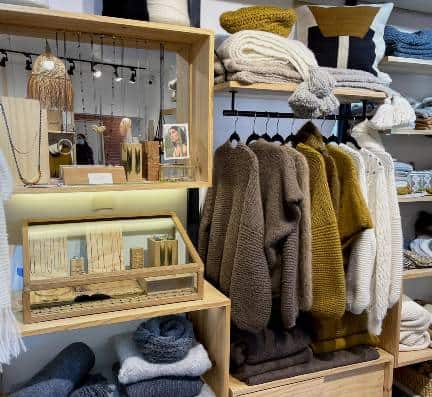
296 144 345 319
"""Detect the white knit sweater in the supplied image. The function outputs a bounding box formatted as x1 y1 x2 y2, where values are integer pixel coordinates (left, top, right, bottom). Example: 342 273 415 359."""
339 144 377 315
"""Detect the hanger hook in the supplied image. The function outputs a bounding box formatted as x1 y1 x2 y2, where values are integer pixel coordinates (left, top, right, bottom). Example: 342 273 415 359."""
290 117 295 134
234 116 239 131
265 115 270 133
253 112 257 132
320 116 326 130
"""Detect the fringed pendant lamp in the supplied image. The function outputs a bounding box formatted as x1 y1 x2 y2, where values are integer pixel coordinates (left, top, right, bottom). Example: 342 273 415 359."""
27 41 73 111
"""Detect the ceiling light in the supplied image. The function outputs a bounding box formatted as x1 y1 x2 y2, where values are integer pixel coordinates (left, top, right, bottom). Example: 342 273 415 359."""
114 66 122 82
129 68 136 84
91 62 102 78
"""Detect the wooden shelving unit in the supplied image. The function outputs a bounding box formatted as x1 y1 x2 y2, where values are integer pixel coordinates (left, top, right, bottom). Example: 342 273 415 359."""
214 81 387 103
380 56 432 75
0 4 214 192
391 128 432 136
398 195 432 203
403 268 432 280
397 349 432 367
229 349 394 397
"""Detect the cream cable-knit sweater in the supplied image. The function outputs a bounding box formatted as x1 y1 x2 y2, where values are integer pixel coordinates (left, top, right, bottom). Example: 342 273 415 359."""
353 121 403 309
339 144 377 315
360 148 392 335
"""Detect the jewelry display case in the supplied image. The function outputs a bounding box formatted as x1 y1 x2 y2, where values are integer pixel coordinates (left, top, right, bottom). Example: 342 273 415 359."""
22 212 204 323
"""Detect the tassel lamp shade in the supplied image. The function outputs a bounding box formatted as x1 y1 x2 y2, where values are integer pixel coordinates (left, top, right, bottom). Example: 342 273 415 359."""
27 42 73 111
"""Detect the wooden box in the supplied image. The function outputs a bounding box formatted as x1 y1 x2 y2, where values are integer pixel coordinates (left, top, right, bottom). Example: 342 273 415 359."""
61 165 127 185
142 141 160 181
22 212 204 323
121 143 143 182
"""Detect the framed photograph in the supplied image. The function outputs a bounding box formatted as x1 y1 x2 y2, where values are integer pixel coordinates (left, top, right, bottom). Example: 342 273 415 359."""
163 123 190 161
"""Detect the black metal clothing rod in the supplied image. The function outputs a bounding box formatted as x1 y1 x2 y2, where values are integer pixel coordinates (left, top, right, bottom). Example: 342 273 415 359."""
0 48 147 71
223 109 366 121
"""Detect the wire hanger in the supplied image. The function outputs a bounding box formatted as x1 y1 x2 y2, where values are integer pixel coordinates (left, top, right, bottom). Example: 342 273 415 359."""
321 118 329 144
246 113 260 145
284 118 296 144
271 114 284 144
342 118 361 149
261 115 271 142
229 116 240 143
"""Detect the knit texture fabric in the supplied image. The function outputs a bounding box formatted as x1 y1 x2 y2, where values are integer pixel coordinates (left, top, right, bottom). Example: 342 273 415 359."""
133 316 195 363
385 26 432 59
311 334 380 354
0 148 25 371
296 143 345 319
114 333 211 384
250 140 302 328
339 143 377 315
198 142 272 332
11 342 95 397
230 324 310 367
220 6 297 37
242 346 379 385
69 374 115 397
231 347 313 381
283 146 313 311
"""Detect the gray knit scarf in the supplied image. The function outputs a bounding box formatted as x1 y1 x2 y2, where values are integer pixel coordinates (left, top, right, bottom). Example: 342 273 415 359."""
133 315 195 363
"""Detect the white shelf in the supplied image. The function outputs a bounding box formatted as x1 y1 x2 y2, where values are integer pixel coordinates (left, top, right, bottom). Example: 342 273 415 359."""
380 56 432 75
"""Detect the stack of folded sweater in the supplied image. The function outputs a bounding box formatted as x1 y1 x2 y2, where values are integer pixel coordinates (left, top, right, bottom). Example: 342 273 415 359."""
230 320 379 386
385 26 432 60
414 97 432 130
400 295 432 351
403 249 432 270
410 239 432 258
394 161 414 195
113 315 214 397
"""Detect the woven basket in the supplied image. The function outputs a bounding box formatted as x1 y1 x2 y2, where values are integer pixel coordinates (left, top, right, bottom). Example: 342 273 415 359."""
396 364 432 397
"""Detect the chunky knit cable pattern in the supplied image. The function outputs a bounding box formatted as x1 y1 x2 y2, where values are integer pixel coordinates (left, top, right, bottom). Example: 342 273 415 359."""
339 144 377 315
198 142 272 332
296 144 345 319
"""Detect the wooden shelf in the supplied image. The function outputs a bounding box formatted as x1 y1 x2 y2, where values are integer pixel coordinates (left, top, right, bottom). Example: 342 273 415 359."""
230 348 394 397
397 348 432 367
214 81 387 103
390 128 432 136
17 280 229 337
380 56 432 75
13 180 209 194
398 195 432 203
403 268 432 280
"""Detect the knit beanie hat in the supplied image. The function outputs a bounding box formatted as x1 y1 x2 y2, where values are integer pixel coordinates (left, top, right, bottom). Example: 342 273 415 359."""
220 6 297 37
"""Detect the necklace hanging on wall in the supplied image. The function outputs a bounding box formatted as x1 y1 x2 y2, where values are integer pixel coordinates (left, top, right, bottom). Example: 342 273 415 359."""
0 102 42 185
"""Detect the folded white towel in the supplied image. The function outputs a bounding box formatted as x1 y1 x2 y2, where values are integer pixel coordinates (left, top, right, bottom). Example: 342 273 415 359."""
401 295 432 331
113 333 212 385
400 330 431 351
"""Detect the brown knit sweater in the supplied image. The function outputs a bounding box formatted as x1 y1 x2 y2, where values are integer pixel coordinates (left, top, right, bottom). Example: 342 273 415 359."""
296 143 345 319
283 146 313 312
198 142 272 332
250 140 303 329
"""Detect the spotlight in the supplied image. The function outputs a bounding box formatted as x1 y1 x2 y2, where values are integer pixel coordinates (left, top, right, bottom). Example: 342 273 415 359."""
0 51 7 67
129 68 136 84
25 54 32 71
114 66 122 82
91 62 102 78
67 59 76 76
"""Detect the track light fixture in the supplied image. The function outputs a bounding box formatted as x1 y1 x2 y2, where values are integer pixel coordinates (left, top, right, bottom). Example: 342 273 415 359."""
67 59 76 76
25 54 32 71
0 50 7 67
91 62 102 78
114 66 122 82
129 68 136 84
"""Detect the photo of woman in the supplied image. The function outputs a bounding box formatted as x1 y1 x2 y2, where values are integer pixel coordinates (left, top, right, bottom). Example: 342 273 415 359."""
163 123 190 160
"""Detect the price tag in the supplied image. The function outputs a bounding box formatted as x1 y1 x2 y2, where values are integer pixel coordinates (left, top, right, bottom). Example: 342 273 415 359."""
88 173 113 185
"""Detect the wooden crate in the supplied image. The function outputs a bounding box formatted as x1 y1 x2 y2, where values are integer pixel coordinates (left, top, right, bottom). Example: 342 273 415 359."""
22 212 204 323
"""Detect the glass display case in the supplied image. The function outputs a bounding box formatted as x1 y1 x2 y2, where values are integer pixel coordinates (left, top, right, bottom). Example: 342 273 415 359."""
22 212 204 323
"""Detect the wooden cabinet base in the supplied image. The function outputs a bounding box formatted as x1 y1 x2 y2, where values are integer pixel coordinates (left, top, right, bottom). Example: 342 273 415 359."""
229 349 394 397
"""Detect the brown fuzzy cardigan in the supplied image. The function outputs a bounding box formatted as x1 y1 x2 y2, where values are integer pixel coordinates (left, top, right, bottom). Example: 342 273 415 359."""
250 140 303 329
198 142 272 332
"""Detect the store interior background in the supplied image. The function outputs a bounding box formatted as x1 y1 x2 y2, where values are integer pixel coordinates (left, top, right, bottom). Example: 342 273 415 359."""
3 0 432 390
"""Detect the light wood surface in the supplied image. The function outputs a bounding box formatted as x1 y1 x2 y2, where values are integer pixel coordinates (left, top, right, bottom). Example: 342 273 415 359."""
403 268 432 280
380 56 432 75
397 348 432 367
61 165 127 185
229 349 393 397
398 194 432 203
391 128 432 136
17 280 229 337
214 81 387 102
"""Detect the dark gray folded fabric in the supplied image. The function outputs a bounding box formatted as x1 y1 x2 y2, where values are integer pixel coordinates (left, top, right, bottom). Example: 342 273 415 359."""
123 376 203 397
11 342 95 397
231 325 310 367
133 315 195 363
243 345 379 385
70 374 116 397
231 347 313 381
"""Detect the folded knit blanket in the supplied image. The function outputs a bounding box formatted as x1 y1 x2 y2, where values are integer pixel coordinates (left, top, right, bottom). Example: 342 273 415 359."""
311 333 380 354
410 239 432 258
404 250 432 270
230 324 310 367
392 50 432 60
220 6 297 37
114 333 211 384
385 26 432 49
241 345 379 386
400 296 432 341
231 347 313 381
11 343 95 397
70 374 116 397
133 315 195 363
400 330 431 351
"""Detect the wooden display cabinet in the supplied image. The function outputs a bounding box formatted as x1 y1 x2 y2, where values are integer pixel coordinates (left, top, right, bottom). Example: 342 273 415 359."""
22 212 204 323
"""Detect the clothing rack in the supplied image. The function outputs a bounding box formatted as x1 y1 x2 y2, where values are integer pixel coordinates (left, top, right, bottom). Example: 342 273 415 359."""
223 90 368 121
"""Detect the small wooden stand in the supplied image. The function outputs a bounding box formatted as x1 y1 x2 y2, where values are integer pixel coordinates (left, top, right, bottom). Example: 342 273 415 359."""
148 238 178 267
